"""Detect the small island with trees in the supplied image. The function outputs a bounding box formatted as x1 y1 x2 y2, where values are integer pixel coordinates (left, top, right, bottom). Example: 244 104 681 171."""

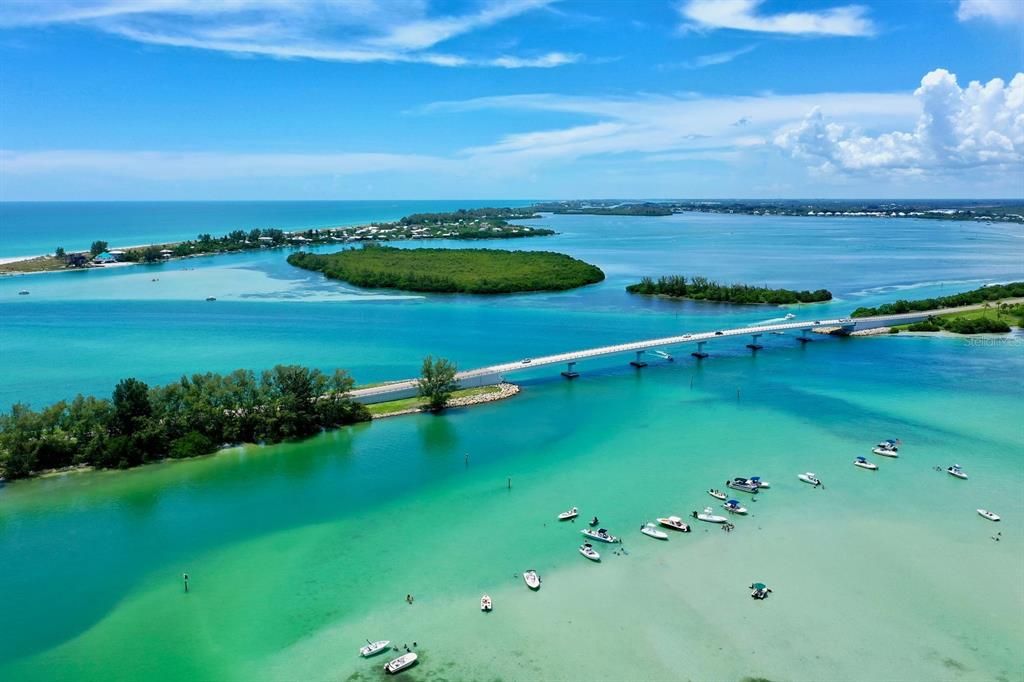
627 275 832 305
850 281 1024 317
288 244 605 294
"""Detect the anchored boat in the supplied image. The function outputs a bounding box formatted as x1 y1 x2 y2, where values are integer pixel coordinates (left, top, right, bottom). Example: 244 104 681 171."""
692 507 728 523
523 570 541 590
854 456 877 470
656 516 691 532
641 522 669 539
726 477 760 494
748 476 771 489
558 506 579 520
581 528 620 543
947 465 968 480
798 472 821 486
708 489 727 500
977 509 1000 521
723 499 748 514
579 543 601 561
384 653 418 674
360 640 391 657
873 439 899 457
480 594 492 611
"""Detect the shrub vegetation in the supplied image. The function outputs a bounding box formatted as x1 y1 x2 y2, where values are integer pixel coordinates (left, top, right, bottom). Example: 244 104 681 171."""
626 275 831 305
851 282 1024 317
288 245 605 294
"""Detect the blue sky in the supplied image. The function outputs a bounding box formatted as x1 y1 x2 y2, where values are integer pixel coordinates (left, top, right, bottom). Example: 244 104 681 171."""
0 0 1021 200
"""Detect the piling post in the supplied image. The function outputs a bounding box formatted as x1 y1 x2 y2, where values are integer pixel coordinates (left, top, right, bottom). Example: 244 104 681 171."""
630 350 648 368
691 341 709 359
561 361 579 379
746 333 764 351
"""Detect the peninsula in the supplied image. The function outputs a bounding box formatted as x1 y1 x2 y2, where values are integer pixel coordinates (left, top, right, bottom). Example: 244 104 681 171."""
627 275 832 305
0 208 552 276
288 244 605 294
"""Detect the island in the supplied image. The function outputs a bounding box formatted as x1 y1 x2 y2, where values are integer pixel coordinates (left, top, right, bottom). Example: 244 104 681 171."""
626 275 832 305
850 282 1024 317
527 199 1024 223
288 244 605 294
0 208 552 276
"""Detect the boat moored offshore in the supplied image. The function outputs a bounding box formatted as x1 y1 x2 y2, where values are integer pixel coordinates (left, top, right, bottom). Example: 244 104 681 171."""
523 570 541 590
854 456 877 470
558 506 579 520
384 652 418 674
579 542 601 561
656 516 691 532
873 439 899 457
798 472 821 486
726 477 760 494
947 465 968 480
581 528 620 543
708 489 727 500
692 507 728 523
480 594 492 611
723 499 748 514
977 509 1000 521
360 640 391 657
748 476 770 489
641 522 669 539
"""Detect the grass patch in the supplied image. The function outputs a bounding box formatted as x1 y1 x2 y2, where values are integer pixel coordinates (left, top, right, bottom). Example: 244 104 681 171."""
0 256 68 274
366 385 502 416
892 301 1022 334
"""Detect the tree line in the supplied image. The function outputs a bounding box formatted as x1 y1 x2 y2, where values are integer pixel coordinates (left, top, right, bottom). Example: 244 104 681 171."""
0 365 369 479
850 282 1024 317
627 275 832 305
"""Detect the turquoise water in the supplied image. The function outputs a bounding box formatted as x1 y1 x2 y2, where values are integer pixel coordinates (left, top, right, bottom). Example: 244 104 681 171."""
0 212 1022 681
0 200 533 258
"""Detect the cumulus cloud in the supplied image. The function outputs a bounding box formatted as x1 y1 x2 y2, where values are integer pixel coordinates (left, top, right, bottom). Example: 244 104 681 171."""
775 69 1024 174
0 0 577 68
679 0 875 36
956 0 1024 24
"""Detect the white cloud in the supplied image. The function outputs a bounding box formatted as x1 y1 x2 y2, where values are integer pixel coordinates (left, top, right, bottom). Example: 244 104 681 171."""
666 44 757 70
775 69 1024 174
956 0 1024 24
0 0 575 68
679 0 875 36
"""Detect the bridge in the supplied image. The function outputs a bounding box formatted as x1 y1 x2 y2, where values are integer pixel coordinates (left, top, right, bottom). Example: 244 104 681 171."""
351 309 949 404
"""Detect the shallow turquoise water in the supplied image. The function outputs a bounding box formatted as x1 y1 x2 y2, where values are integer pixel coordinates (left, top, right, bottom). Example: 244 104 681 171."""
0 212 1022 681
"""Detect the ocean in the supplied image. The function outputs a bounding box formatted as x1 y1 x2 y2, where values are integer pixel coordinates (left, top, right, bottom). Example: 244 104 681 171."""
0 207 1021 681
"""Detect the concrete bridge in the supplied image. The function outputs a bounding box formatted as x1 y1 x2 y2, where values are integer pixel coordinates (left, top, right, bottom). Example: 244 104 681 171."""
351 310 947 404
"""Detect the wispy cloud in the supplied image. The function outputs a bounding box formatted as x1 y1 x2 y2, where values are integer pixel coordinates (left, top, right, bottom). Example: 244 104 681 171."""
678 0 875 36
0 0 579 68
956 0 1024 24
664 43 757 70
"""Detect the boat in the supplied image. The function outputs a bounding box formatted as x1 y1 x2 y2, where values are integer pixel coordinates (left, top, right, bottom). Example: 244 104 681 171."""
977 509 1000 522
558 506 579 520
708 489 727 500
798 472 821 486
205 296 216 302
589 516 600 527
854 456 877 470
359 640 391 657
947 465 968 480
748 476 770 489
640 522 669 539
581 528 620 543
18 290 29 295
480 594 492 611
692 507 728 523
656 516 691 532
523 570 541 590
872 439 899 457
384 652 418 674
750 582 772 600
723 499 748 514
726 477 760 494
579 542 601 561
784 313 796 319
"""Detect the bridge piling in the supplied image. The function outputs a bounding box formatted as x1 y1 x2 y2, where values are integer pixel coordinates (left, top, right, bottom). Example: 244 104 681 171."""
630 350 648 368
746 333 764 351
561 361 579 379
691 341 709 359
798 328 813 344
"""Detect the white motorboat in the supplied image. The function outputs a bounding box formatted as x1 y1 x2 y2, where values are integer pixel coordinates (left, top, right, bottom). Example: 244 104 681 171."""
641 522 669 539
523 570 541 590
384 652 418 674
784 313 796 319
977 509 1000 521
579 542 601 561
854 456 877 470
947 465 968 480
873 439 899 457
480 594 492 611
692 507 728 523
360 640 391 657
723 500 748 514
798 472 821 486
726 477 760 494
708 489 727 500
872 447 899 457
581 528 620 543
656 516 691 532
748 476 771 489
558 506 579 520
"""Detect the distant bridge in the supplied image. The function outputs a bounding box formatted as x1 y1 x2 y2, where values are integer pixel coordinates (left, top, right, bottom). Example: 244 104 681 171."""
351 309 956 404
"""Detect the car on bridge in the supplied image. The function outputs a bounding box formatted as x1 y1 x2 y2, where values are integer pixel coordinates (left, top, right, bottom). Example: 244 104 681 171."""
521 358 532 364
714 331 724 336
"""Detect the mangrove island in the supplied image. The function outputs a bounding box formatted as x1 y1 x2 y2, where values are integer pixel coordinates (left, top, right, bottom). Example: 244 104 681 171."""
288 244 606 294
627 275 832 305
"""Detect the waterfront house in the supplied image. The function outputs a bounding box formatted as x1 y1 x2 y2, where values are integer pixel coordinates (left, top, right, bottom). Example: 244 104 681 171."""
92 252 118 265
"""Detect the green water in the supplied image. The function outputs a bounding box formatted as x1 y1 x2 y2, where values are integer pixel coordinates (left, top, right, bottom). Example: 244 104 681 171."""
2 334 1022 681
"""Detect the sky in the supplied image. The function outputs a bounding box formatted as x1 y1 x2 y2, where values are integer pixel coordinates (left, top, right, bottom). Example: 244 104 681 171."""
0 0 1022 200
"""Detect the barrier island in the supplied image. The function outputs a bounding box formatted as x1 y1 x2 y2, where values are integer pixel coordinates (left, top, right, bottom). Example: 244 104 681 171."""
850 281 1024 317
627 276 832 305
288 245 605 294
